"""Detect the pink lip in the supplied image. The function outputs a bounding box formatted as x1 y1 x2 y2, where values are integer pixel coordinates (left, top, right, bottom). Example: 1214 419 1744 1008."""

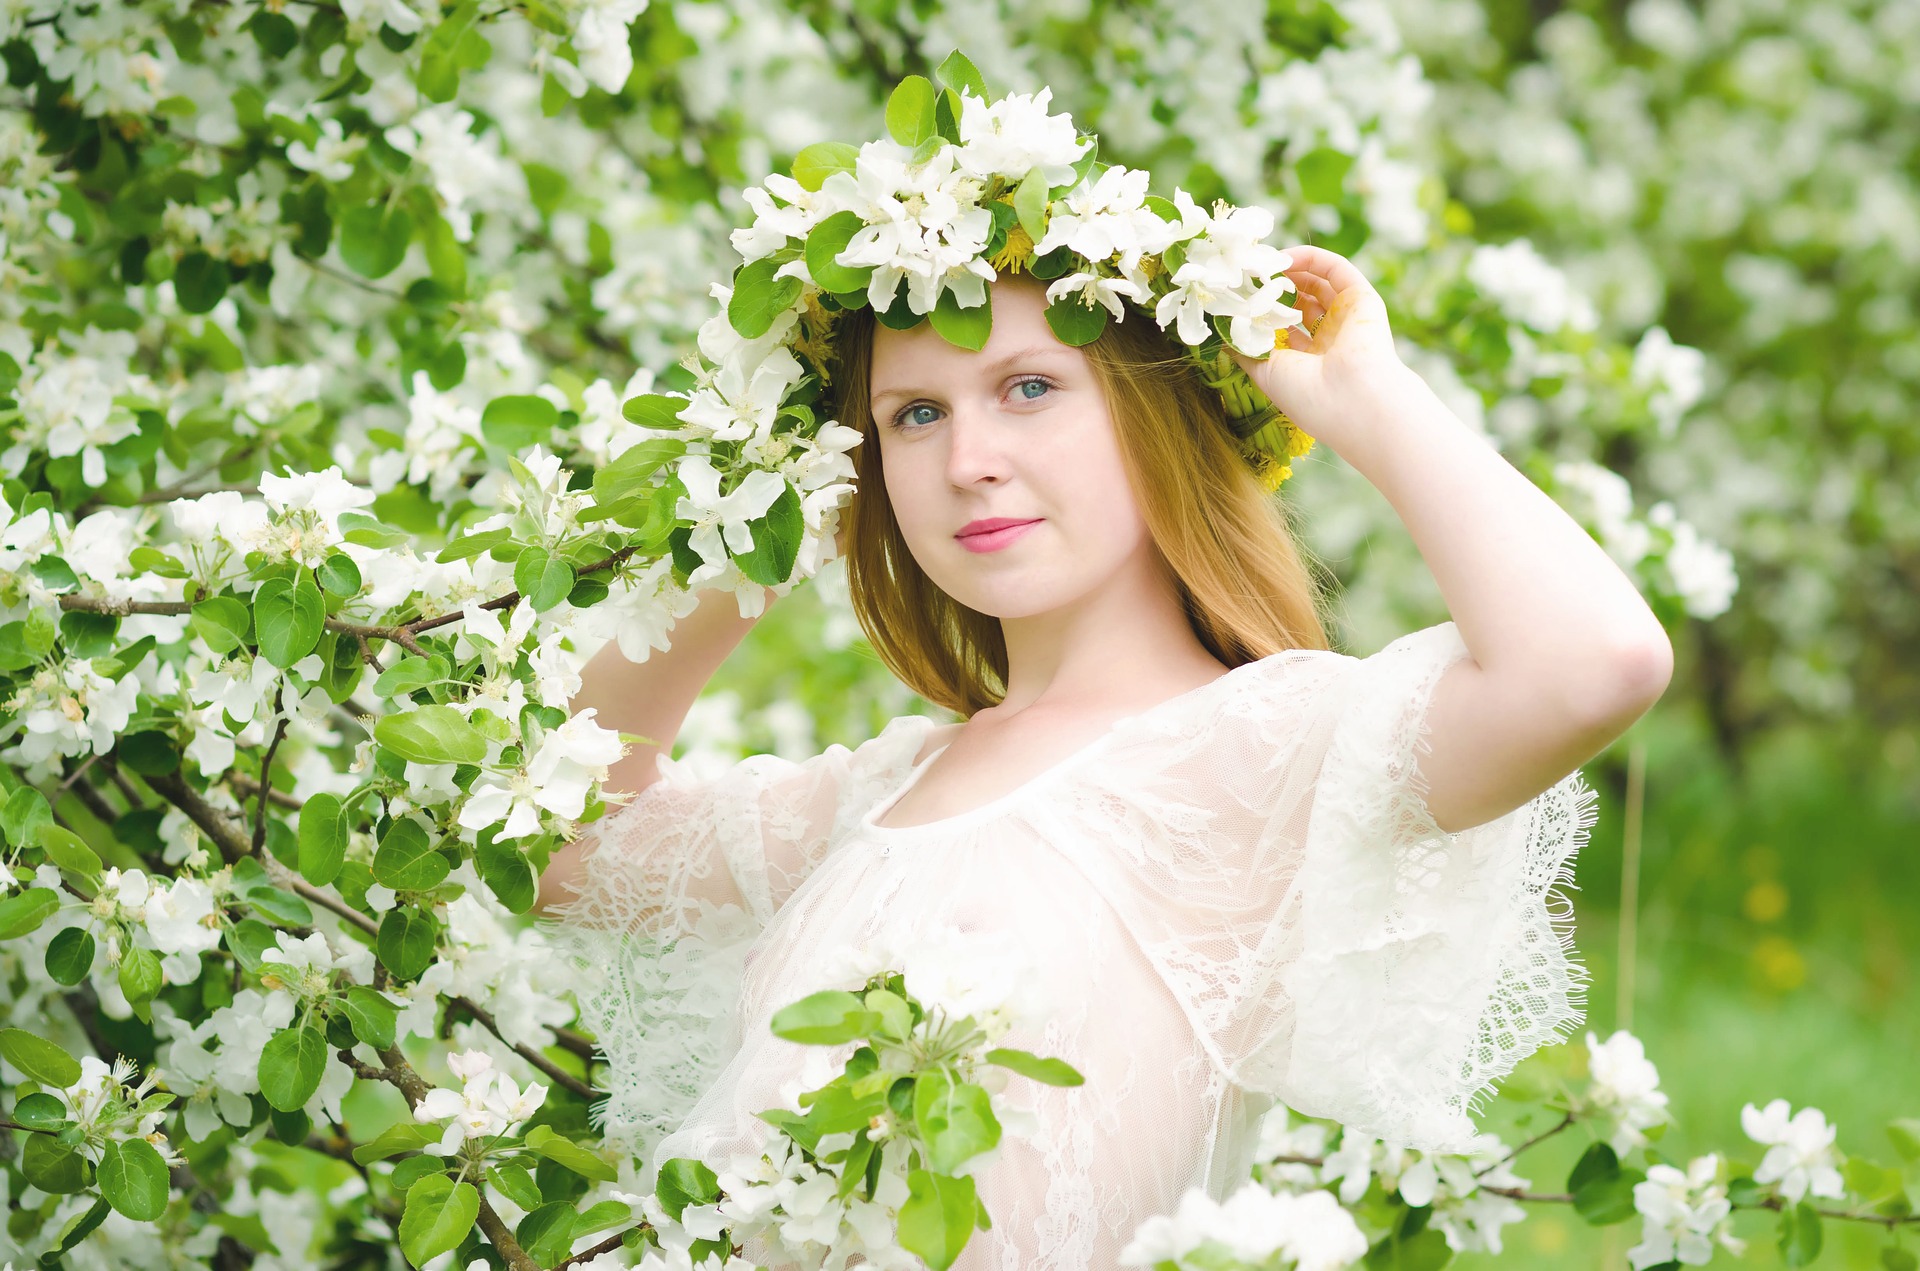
955 517 1042 554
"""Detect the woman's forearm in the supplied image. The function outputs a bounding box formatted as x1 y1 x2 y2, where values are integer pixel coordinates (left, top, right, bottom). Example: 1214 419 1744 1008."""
534 583 774 917
575 583 777 798
1329 365 1673 721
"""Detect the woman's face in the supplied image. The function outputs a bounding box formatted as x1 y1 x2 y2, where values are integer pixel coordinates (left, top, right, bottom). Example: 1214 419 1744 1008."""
868 276 1155 619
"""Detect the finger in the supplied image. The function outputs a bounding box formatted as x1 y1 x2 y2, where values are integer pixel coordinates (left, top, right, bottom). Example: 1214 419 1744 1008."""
1292 271 1337 309
1281 245 1372 296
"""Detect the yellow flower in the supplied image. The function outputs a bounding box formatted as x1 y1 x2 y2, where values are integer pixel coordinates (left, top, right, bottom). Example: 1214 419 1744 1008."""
989 223 1035 274
793 294 838 384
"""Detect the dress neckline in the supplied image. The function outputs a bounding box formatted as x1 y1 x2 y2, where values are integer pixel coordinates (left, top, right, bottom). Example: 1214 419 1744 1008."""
860 648 1328 837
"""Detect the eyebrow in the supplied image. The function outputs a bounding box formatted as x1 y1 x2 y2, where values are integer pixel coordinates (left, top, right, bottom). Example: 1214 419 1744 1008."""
870 344 1074 411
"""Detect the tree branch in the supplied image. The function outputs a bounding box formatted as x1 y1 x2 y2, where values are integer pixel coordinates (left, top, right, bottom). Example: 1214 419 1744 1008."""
369 1043 541 1271
446 995 594 1101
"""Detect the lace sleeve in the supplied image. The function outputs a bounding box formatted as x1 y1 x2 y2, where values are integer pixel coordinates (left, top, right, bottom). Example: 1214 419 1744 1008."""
1256 621 1597 1153
536 715 937 1158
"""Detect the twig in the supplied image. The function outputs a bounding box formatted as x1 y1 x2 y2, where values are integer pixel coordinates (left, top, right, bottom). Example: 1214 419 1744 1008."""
447 995 594 1101
56 753 101 796
228 772 304 810
253 686 289 855
369 1043 541 1271
145 771 251 864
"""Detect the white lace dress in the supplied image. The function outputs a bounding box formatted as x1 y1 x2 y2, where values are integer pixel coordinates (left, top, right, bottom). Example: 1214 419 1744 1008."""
541 621 1596 1268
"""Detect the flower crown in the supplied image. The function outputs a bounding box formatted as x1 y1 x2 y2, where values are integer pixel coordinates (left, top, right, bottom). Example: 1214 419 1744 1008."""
630 58 1323 598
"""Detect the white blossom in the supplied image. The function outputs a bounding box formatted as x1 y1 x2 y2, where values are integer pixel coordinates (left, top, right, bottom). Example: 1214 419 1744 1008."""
1741 1098 1845 1204
1586 1029 1671 1153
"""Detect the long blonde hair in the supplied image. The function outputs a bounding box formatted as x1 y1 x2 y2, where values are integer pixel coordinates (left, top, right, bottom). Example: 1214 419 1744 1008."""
832 282 1333 716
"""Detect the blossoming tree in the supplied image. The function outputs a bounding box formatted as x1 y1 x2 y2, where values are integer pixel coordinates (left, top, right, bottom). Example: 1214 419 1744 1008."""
1 1 1913 1269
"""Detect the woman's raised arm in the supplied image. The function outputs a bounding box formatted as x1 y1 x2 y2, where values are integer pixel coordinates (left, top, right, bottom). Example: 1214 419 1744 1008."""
532 585 772 915
1232 244 1673 835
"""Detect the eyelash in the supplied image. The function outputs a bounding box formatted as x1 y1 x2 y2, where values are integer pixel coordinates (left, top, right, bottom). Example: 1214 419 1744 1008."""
888 375 1059 431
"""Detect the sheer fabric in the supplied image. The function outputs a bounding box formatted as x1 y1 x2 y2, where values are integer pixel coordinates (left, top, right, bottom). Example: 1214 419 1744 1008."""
541 621 1595 1268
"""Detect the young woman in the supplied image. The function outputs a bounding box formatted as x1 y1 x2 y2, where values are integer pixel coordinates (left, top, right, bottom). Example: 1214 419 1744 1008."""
535 246 1673 1267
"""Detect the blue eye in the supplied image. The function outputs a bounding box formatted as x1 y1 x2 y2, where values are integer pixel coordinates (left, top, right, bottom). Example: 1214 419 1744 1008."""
1015 377 1052 401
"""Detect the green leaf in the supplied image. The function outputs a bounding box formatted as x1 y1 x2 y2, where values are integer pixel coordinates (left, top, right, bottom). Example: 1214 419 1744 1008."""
97 1138 170 1221
516 1202 577 1268
435 527 513 564
258 1024 328 1112
21 1133 91 1194
476 833 535 913
58 608 116 655
342 985 398 1049
488 1160 543 1210
513 544 575 612
37 823 102 881
341 203 413 279
245 883 312 926
298 792 349 886
654 1157 721 1222
375 704 488 764
1295 146 1356 205
0 1028 82 1086
254 573 326 668
1573 1167 1645 1226
1013 167 1050 244
792 141 859 192
984 1047 1084 1087
804 211 872 295
373 817 452 892
590 438 686 505
353 1121 440 1164
115 729 179 776
1883 1248 1919 1271
339 512 409 547
769 989 880 1045
1566 1140 1620 1192
930 285 992 352
574 1200 632 1237
863 988 913 1039
731 482 805 586
1044 295 1108 346
44 926 95 986
317 552 362 597
399 1173 479 1268
1889 1119 1920 1162
914 1070 1001 1174
935 50 987 100
2 785 53 847
0 886 62 939
118 944 164 1008
480 394 560 451
224 919 281 974
1779 1201 1823 1266
175 251 230 314
621 393 691 429
374 653 448 698
728 256 804 339
378 905 440 980
11 1091 71 1131
886 75 939 148
49 1195 112 1255
523 1124 617 1181
92 633 156 681
898 1169 978 1270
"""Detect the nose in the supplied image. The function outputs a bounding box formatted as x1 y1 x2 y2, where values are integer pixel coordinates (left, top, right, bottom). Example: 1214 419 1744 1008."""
942 403 1010 488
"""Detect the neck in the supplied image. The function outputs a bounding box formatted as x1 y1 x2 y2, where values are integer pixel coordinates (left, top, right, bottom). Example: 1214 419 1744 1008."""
994 548 1223 716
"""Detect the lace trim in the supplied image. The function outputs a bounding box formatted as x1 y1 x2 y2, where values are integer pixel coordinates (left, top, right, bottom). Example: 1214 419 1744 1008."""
1268 622 1594 1152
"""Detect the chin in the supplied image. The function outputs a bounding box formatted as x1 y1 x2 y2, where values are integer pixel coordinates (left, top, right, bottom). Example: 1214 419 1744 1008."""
926 566 1096 621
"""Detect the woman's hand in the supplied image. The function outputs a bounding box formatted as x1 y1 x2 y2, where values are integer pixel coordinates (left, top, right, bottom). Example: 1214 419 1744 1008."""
1228 245 1412 449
